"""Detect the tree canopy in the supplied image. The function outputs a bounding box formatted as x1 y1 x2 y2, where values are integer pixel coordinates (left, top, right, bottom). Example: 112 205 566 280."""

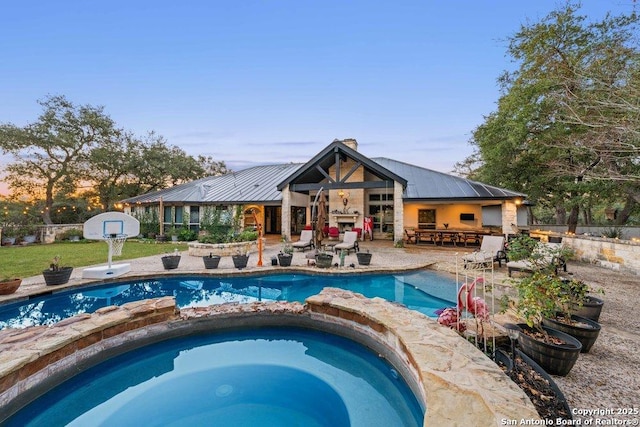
0 95 229 223
458 2 640 231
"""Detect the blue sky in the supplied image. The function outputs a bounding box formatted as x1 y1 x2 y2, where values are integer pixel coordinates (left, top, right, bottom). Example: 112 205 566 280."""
0 1 636 183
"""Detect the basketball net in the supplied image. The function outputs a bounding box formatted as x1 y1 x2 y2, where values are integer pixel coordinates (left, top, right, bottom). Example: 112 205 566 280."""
105 234 128 257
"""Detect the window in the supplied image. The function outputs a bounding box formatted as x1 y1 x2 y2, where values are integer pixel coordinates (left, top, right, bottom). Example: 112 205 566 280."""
418 209 436 229
189 206 200 232
368 193 394 232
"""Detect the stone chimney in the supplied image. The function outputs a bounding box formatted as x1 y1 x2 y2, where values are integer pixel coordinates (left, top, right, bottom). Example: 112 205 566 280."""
341 138 358 151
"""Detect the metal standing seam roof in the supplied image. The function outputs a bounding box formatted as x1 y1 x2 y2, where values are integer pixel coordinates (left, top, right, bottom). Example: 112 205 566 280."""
122 156 525 205
122 163 304 204
371 157 526 200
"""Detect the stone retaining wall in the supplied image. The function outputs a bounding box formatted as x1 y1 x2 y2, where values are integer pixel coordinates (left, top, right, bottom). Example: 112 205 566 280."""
187 239 259 257
0 290 539 426
563 235 640 273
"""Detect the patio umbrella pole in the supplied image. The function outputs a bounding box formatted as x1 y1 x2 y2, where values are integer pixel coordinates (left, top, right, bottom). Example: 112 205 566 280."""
311 187 324 251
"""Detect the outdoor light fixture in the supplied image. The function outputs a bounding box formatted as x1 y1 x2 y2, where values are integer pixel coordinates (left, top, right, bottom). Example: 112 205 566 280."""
337 190 349 207
503 323 521 373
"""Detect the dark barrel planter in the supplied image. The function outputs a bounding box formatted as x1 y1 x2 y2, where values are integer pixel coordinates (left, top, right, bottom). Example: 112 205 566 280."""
277 254 292 267
161 255 181 270
42 267 73 286
202 255 221 269
517 323 582 376
356 252 372 266
542 314 601 353
315 253 333 269
232 254 249 270
570 295 604 322
494 348 572 420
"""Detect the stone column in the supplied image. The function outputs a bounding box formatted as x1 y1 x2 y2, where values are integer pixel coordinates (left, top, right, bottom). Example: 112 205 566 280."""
501 201 519 237
394 181 404 244
281 184 292 241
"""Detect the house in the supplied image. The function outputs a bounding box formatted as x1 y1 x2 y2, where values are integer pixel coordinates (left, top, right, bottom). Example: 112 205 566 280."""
121 139 527 241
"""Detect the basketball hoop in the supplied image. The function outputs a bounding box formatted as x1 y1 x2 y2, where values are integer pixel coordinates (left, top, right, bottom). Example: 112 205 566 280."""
104 234 128 256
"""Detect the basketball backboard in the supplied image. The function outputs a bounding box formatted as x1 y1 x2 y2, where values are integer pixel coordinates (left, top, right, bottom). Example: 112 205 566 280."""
83 212 140 240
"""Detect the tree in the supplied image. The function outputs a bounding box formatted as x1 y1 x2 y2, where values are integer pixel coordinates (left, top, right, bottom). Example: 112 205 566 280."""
2 97 232 214
461 2 639 232
0 95 117 224
84 131 230 209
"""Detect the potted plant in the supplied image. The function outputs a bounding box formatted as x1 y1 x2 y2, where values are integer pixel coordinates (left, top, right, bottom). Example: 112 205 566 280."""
202 252 221 269
19 224 39 244
540 278 602 353
564 278 605 322
356 249 372 266
0 276 22 295
504 236 583 375
315 251 333 268
60 228 83 242
1 227 17 246
506 272 583 375
570 294 604 322
43 256 73 286
161 250 181 270
232 252 250 269
277 241 294 267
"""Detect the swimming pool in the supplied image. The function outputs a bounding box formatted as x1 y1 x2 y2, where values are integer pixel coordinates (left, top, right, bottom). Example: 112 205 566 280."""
5 327 424 426
0 271 456 329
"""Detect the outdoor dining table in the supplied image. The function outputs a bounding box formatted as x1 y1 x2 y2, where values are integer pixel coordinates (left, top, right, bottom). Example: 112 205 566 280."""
413 230 489 246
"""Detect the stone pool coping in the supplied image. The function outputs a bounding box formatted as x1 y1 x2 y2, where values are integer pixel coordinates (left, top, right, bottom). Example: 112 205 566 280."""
0 287 539 426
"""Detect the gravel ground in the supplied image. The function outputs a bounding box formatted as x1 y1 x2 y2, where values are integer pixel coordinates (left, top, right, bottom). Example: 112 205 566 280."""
549 262 640 422
8 239 640 422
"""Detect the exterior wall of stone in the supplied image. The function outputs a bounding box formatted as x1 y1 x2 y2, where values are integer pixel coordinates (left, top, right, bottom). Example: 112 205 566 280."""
501 201 519 236
280 184 292 241
393 181 404 244
328 158 366 231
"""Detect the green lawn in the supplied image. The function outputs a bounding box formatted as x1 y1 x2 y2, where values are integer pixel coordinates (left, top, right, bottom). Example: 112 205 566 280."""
1 240 189 279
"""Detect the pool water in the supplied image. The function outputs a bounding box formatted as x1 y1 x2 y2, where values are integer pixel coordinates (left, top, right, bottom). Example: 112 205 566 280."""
0 271 456 329
5 328 424 427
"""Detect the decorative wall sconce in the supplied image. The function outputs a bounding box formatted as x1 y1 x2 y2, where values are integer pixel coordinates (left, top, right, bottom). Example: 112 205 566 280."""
337 190 349 206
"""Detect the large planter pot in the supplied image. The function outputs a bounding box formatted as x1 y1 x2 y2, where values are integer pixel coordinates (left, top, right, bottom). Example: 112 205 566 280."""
161 255 181 270
570 295 604 322
0 278 22 295
542 313 601 353
315 253 333 269
494 348 572 420
202 255 221 269
2 237 16 246
22 235 37 244
42 267 73 286
516 323 582 376
232 254 249 270
277 253 292 267
356 252 372 266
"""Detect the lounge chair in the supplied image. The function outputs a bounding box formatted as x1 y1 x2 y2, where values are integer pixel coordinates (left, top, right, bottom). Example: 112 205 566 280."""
462 235 507 268
507 242 567 276
292 230 314 252
334 231 359 254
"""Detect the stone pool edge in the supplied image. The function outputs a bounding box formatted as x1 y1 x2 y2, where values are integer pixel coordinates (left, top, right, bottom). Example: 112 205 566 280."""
0 288 540 426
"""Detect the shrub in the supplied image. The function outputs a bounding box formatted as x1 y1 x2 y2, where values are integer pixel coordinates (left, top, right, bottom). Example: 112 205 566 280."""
178 228 198 241
59 228 83 240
